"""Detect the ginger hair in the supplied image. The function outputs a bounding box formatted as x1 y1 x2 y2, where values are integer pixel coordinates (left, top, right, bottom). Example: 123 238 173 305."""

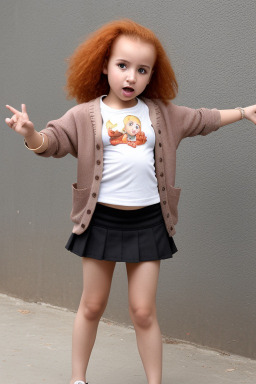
66 19 178 104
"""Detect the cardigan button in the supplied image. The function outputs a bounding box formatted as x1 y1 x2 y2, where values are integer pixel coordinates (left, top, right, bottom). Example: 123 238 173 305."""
158 130 161 134
81 224 85 229
96 144 101 150
159 157 163 162
162 187 165 191
160 172 164 177
92 193 97 198
159 143 162 147
170 226 174 231
167 213 170 218
87 209 91 214
95 175 99 180
96 160 101 165
163 201 166 205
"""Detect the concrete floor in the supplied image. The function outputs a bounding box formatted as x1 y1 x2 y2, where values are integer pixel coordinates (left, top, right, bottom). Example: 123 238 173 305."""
1 293 256 384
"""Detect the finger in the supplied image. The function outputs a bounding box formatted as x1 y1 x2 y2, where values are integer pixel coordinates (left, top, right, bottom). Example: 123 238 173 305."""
21 104 27 114
6 104 20 115
5 118 15 128
6 114 18 123
11 115 17 123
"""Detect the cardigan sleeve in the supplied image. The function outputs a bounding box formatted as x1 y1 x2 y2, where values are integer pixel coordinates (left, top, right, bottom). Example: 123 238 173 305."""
36 108 78 158
170 104 221 143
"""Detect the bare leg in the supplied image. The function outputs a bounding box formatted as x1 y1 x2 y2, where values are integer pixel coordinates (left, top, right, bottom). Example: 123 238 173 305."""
126 261 162 384
70 258 116 384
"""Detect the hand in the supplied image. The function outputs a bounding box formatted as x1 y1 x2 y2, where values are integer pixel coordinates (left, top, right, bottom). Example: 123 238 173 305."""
108 128 123 137
244 105 256 125
136 131 147 144
5 104 35 138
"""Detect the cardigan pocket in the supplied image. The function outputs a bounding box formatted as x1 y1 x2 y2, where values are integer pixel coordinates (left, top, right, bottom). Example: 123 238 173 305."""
70 183 91 224
166 185 181 225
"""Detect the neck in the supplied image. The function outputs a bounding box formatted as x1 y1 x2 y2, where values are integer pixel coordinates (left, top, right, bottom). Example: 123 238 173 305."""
102 95 138 109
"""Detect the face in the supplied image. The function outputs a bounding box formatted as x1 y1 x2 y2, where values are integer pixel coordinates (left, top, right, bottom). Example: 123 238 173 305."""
103 35 156 109
124 119 140 136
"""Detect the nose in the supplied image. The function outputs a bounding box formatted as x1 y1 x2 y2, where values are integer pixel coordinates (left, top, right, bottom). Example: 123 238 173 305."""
126 69 136 84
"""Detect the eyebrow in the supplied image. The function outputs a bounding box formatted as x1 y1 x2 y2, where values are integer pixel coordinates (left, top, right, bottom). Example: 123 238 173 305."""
115 59 151 69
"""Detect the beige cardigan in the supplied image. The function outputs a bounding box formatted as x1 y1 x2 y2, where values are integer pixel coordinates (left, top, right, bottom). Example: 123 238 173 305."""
38 97 221 236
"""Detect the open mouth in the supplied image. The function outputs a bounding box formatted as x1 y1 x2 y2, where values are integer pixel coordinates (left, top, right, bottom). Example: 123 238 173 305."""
123 87 134 93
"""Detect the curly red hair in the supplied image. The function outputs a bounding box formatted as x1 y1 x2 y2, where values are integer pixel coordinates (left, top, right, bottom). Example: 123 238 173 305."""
66 19 178 104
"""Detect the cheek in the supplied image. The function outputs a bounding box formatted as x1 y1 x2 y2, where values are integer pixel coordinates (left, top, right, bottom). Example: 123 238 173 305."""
107 66 119 81
139 75 151 88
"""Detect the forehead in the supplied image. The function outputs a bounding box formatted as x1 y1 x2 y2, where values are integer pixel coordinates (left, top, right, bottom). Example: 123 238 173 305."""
110 35 156 66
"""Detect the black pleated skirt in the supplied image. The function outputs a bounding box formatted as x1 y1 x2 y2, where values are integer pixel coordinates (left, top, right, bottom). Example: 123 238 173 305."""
65 203 177 263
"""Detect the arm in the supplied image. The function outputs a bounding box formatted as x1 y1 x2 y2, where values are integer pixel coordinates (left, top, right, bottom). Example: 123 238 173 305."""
24 131 49 153
5 104 48 153
169 102 255 146
219 105 256 127
5 103 78 157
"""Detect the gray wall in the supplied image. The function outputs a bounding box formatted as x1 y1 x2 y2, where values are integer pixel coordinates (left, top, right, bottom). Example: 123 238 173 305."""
1 0 256 358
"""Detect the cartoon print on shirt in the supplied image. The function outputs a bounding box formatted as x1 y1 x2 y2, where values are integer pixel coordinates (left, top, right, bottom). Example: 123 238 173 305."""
106 115 147 148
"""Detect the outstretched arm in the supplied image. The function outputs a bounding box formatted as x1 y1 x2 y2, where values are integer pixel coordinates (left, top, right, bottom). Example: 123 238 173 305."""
5 104 48 153
219 105 256 127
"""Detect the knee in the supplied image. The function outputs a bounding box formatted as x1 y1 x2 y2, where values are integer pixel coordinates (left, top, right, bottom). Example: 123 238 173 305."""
80 299 106 321
130 306 155 329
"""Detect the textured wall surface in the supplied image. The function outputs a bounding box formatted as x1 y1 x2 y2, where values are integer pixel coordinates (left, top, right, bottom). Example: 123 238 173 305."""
1 0 256 357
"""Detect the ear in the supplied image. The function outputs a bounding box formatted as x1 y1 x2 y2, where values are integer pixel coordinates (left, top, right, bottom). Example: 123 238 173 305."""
102 59 108 75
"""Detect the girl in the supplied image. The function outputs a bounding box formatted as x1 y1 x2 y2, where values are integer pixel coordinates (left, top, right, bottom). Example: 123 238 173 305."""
5 19 256 384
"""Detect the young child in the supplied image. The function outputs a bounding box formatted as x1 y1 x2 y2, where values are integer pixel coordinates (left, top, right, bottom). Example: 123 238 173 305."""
5 19 256 384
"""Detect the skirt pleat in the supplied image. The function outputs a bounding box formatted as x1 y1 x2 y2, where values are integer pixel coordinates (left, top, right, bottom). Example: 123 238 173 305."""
65 203 177 262
122 230 140 262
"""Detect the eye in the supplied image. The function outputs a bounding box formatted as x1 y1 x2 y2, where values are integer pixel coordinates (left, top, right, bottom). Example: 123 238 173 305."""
118 63 126 69
138 68 147 74
136 125 140 130
129 122 133 126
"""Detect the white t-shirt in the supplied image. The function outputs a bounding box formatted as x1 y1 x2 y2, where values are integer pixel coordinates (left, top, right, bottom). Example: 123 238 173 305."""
97 97 160 206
